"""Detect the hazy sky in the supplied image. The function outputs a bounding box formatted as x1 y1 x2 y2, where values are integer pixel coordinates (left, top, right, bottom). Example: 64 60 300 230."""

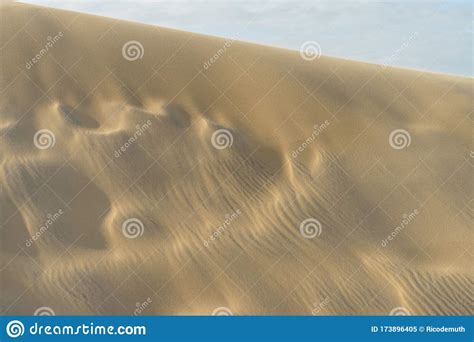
22 0 473 76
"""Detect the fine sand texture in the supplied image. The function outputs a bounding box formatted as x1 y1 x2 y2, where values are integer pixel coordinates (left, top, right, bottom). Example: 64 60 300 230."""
1 2 472 315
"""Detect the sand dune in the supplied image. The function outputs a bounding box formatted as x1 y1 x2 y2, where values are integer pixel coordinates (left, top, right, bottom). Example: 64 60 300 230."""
0 2 472 315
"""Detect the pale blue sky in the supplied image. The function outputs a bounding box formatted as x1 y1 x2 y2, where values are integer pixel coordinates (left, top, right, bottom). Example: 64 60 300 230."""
22 0 473 76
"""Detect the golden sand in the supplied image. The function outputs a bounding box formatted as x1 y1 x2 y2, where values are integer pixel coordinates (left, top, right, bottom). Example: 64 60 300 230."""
0 3 472 315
